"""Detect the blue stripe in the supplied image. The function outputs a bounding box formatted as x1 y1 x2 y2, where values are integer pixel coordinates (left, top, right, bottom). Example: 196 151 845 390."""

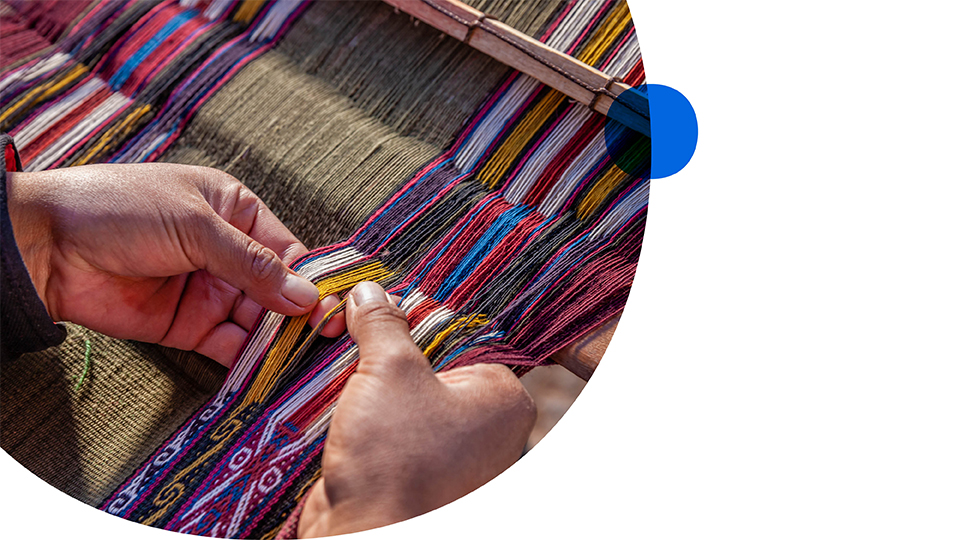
435 205 532 300
109 9 198 90
399 194 498 303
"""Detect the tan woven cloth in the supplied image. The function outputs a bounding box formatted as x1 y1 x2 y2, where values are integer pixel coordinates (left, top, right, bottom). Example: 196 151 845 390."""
1 0 565 507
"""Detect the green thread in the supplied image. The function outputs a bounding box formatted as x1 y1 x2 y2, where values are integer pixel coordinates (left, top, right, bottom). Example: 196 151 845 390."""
74 339 92 391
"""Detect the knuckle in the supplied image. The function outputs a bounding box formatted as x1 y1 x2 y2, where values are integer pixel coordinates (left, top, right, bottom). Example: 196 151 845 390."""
246 242 281 283
479 364 536 418
195 164 240 186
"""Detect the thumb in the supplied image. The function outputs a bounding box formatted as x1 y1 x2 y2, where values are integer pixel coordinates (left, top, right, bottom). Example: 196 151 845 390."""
346 281 431 377
193 212 319 316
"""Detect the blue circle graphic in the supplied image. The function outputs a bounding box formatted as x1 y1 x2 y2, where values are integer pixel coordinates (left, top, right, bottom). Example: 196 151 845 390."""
604 84 697 179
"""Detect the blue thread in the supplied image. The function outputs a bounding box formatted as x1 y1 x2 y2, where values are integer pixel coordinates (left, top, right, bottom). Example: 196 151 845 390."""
109 10 198 90
434 331 506 371
435 205 532 300
401 194 499 299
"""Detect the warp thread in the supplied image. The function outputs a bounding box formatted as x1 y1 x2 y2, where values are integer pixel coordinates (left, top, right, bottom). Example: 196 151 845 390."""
2 0 650 537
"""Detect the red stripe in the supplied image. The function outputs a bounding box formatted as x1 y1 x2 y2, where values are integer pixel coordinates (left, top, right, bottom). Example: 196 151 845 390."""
407 298 441 329
524 114 605 207
5 144 18 172
120 14 208 94
19 86 113 165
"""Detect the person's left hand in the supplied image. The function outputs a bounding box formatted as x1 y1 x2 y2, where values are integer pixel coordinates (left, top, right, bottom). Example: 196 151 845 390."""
6 163 345 366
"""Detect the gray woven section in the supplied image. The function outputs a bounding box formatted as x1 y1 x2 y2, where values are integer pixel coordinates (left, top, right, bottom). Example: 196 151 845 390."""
1 0 567 508
166 0 565 248
0 324 217 503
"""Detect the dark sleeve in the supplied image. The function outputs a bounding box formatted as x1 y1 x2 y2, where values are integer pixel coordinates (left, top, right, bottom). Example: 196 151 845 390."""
1 134 66 360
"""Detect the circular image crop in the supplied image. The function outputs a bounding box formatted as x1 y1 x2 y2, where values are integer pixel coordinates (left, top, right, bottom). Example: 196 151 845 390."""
0 0 652 537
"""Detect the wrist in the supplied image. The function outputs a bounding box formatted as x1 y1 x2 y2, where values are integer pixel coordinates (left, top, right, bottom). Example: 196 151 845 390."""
6 171 56 319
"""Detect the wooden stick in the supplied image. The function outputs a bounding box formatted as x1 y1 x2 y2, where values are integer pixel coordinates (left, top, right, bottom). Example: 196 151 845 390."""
382 0 650 137
551 314 620 381
381 1 638 378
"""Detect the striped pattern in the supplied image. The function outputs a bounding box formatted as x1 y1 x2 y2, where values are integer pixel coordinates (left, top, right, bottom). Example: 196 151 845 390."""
97 1 649 537
1 0 310 169
3 0 648 537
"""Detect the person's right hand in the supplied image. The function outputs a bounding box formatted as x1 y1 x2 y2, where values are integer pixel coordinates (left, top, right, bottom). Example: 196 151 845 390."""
298 281 537 537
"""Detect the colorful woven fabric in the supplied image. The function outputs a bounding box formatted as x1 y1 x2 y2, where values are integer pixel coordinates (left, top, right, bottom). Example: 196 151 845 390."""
2 0 648 537
1 0 310 169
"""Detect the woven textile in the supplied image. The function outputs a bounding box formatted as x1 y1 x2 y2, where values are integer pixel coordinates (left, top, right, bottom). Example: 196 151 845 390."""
0 0 569 510
1 0 648 537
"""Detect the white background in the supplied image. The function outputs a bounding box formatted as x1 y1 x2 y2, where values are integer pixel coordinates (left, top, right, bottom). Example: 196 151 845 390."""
2 0 958 538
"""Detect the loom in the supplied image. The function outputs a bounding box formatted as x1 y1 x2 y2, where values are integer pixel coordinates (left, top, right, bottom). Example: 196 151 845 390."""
0 0 649 536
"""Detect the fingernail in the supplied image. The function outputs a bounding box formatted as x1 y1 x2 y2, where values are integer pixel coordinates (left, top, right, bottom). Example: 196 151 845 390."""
282 274 319 307
351 281 388 305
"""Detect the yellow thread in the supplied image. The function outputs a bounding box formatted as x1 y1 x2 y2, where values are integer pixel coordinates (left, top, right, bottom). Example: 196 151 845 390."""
132 7 634 524
234 0 267 23
0 63 88 125
239 261 394 409
260 523 283 540
141 263 396 524
476 90 566 189
576 1 632 67
475 3 631 190
72 104 152 166
577 166 628 219
423 314 488 359
141 415 244 526
259 465 324 540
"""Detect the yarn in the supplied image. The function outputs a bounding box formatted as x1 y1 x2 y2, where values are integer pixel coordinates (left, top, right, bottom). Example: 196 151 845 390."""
74 339 93 391
95 2 649 537
2 0 649 537
1 0 311 169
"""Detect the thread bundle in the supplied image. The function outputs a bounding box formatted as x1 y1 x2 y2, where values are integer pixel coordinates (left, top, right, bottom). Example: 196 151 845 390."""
96 1 649 537
3 0 649 537
1 0 309 170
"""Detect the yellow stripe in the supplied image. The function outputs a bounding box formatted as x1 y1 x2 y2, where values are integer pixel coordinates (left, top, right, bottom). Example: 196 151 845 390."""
0 63 88 126
576 1 632 67
71 104 152 166
577 166 628 219
475 2 632 190
234 0 267 24
240 261 394 408
422 314 489 360
476 90 567 189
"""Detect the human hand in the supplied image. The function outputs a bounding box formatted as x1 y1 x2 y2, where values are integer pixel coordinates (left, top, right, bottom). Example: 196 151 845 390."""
5 163 345 366
298 281 536 537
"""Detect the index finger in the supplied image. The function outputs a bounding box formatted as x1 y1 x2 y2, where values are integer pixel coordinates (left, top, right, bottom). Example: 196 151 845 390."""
227 186 309 266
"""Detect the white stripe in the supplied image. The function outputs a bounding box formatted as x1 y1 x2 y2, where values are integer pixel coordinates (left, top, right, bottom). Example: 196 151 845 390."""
538 130 608 216
0 52 71 96
13 77 103 148
26 92 130 172
503 105 592 204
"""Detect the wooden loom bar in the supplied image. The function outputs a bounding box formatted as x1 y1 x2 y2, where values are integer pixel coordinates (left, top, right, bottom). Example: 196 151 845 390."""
381 0 642 379
382 0 650 137
552 314 619 381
